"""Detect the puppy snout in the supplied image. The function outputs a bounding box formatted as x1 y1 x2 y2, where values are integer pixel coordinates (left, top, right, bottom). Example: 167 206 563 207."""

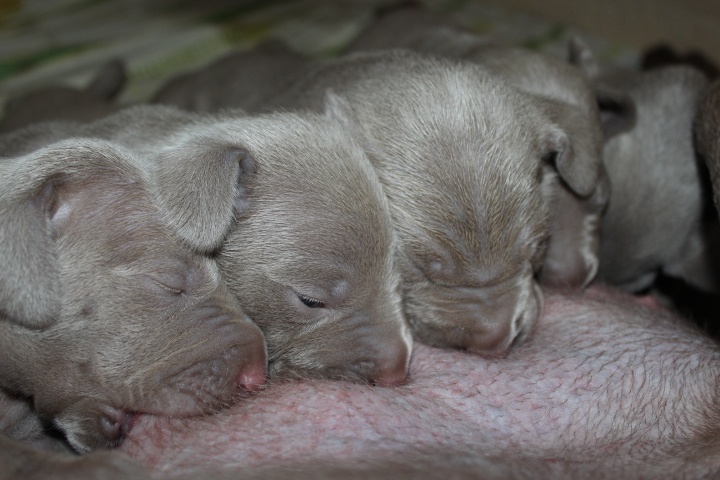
190 296 268 396
361 337 411 387
464 316 515 356
99 406 138 445
464 282 542 355
236 326 268 393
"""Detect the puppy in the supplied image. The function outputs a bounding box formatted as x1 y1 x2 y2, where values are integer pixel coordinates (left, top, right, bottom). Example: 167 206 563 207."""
344 4 637 289
153 47 581 354
0 59 126 133
0 138 268 453
594 66 718 294
1 105 412 386
153 39 307 113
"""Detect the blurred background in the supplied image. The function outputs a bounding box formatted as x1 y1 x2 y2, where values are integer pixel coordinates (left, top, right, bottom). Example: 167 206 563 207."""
1 0 717 112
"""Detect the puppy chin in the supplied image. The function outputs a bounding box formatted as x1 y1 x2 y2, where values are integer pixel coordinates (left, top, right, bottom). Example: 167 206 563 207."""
54 403 138 453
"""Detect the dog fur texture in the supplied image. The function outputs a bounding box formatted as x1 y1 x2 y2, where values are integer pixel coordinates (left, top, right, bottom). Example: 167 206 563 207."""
0 138 268 452
0 105 412 386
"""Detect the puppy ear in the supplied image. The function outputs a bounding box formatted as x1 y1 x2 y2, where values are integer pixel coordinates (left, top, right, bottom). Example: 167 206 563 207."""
86 58 127 100
0 175 69 329
567 36 600 79
537 100 602 197
541 118 601 197
152 138 256 252
0 141 139 329
0 179 61 329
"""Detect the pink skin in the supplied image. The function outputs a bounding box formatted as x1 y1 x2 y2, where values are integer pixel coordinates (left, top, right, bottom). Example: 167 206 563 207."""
120 287 720 478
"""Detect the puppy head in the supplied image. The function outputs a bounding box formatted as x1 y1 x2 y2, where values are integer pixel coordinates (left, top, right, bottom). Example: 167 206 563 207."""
1 140 266 452
215 112 412 386
326 58 553 355
534 98 610 288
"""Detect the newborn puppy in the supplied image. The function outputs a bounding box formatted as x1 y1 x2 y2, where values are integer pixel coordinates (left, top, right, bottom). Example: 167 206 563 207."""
1 105 412 386
0 59 126 133
153 48 578 354
595 66 717 294
0 138 267 453
344 4 637 289
153 39 307 113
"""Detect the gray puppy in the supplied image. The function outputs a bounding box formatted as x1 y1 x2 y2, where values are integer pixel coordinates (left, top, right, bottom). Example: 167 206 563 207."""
153 47 583 354
343 4 637 289
595 66 717 294
1 105 412 386
0 59 126 133
0 138 268 453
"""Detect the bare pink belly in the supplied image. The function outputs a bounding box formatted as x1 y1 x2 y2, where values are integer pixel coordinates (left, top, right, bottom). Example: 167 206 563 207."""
121 287 720 478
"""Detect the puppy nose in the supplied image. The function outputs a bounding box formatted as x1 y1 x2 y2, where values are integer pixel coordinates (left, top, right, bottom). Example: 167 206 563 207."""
237 364 267 392
371 337 412 387
99 406 138 444
465 318 514 356
236 327 268 393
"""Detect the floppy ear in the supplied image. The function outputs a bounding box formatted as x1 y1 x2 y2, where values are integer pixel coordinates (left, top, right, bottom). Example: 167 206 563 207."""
152 138 256 253
0 174 67 329
540 118 601 197
0 140 141 329
86 58 127 100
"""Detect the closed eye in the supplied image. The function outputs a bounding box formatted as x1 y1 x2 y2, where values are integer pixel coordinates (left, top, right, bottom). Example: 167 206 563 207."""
297 293 326 308
153 279 184 296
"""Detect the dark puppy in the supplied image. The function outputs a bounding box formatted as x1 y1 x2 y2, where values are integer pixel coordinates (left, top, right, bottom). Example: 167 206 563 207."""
0 59 126 133
0 138 267 453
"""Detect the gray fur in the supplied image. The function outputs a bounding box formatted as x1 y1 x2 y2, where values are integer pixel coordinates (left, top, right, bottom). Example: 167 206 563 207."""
0 105 412 386
343 5 638 289
0 138 268 452
154 48 565 353
596 66 717 293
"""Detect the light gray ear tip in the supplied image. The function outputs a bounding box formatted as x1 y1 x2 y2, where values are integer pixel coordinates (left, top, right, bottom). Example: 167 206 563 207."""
567 36 599 78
